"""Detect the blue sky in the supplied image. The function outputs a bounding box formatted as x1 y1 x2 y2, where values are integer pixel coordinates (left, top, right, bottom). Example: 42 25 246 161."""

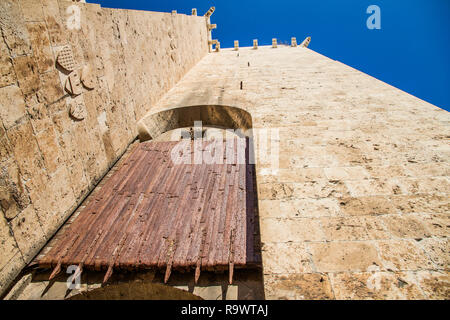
90 0 450 111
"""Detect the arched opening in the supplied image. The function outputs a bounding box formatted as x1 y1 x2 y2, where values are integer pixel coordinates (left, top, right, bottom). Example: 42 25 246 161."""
33 104 263 299
137 105 252 142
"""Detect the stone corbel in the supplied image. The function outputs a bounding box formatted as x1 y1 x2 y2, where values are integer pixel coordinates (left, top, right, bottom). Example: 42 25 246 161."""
204 7 215 18
291 37 297 47
300 36 311 48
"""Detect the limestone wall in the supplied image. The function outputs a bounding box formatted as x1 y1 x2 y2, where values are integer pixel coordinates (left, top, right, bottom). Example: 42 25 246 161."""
0 0 208 294
142 46 449 299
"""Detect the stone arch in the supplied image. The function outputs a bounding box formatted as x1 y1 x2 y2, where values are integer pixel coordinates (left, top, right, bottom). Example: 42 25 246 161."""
137 105 252 142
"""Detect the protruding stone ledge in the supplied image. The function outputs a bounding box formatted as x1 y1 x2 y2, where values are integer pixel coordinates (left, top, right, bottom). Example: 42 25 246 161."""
272 38 277 48
291 37 297 47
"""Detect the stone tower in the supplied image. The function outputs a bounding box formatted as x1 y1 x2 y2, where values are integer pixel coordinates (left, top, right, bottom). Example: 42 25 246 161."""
0 1 448 300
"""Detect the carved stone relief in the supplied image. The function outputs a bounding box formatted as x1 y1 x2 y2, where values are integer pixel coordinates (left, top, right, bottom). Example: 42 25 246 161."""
56 45 76 72
65 70 83 96
69 96 87 121
56 45 96 121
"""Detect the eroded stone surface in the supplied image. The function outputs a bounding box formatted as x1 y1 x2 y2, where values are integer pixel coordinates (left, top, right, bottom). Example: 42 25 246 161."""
415 271 450 299
0 85 27 129
309 242 381 273
0 0 209 295
264 273 334 300
330 271 425 300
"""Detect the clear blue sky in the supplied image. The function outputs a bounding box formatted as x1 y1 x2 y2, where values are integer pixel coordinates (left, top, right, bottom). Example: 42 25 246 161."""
90 0 450 111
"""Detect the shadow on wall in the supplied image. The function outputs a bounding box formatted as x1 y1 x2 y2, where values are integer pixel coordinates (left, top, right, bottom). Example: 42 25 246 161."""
137 105 253 142
69 279 204 300
68 270 265 300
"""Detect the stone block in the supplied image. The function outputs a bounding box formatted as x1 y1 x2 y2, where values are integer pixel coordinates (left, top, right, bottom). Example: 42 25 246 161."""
415 271 450 299
0 126 12 159
338 196 395 215
258 183 293 200
12 55 40 96
420 213 449 238
7 120 45 181
10 205 46 263
0 157 31 220
309 241 381 272
42 0 67 46
260 218 325 242
19 0 44 22
417 238 449 269
330 271 424 299
37 69 65 105
389 194 449 214
320 217 370 241
0 214 19 271
261 242 312 274
381 214 431 239
27 103 52 134
276 167 326 182
0 0 32 57
292 180 350 199
0 39 16 87
26 22 54 74
264 273 334 300
35 126 63 174
0 85 27 129
324 166 369 181
0 252 26 296
29 167 76 240
377 240 434 271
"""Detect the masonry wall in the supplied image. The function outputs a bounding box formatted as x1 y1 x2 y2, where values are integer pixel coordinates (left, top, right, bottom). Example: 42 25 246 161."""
0 0 208 294
140 46 449 299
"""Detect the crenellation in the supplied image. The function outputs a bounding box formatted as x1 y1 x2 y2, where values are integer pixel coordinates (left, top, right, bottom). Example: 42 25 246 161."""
272 38 277 48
